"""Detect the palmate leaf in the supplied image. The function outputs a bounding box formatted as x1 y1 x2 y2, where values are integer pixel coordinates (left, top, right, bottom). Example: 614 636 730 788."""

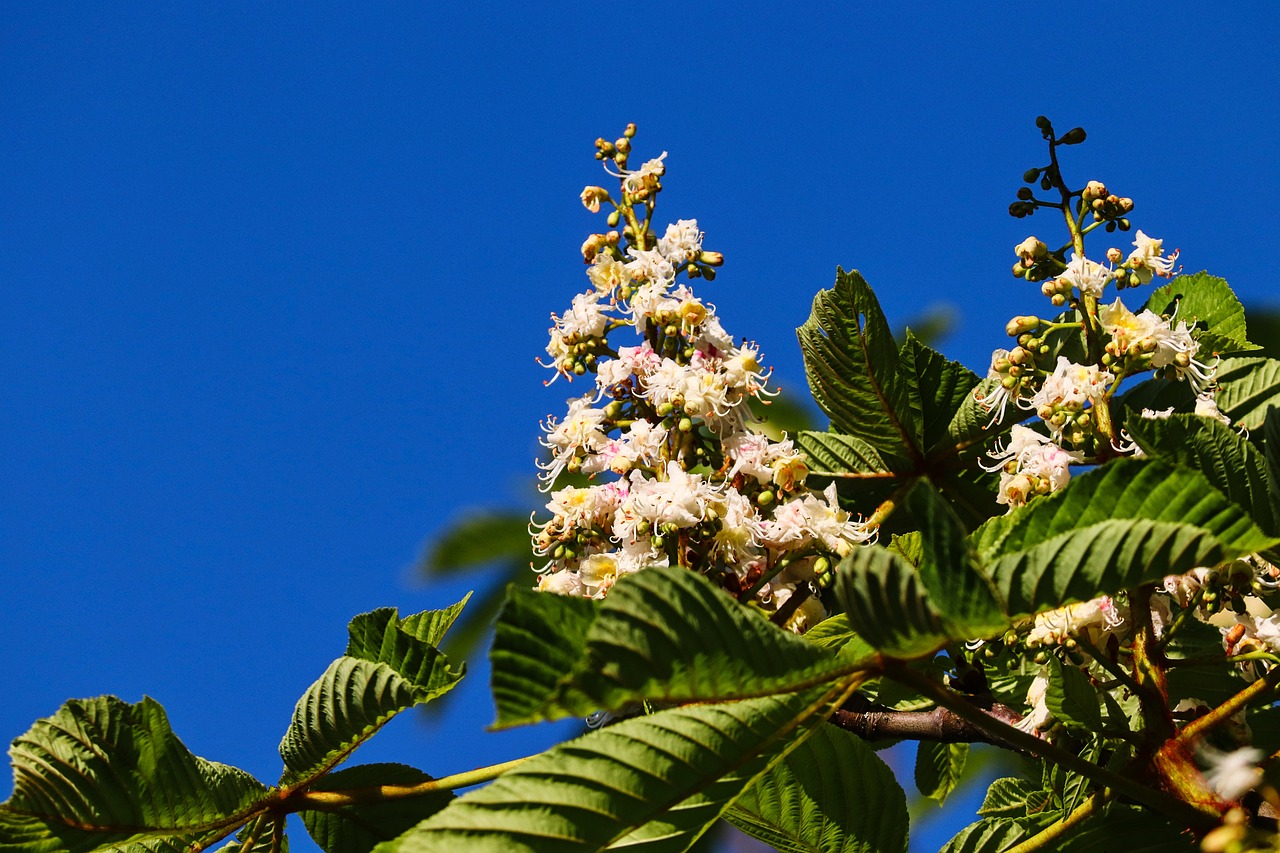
1142 272 1260 356
797 268 919 458
301 764 452 853
898 332 983 453
279 599 469 789
1044 658 1102 731
491 567 864 728
0 696 269 853
1215 356 1280 430
795 430 898 477
906 482 1006 638
976 777 1040 818
489 586 599 727
725 722 908 853
834 544 948 659
376 687 846 853
1126 413 1278 535
914 741 969 804
973 459 1278 617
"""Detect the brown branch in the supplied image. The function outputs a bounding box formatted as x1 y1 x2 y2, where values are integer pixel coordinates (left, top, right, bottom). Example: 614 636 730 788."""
829 694 1027 751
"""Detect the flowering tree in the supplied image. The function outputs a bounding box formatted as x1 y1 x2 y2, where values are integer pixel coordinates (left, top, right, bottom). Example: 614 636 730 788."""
4 118 1280 853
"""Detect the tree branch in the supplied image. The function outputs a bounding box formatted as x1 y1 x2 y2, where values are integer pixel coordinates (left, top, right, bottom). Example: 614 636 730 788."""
829 695 1027 751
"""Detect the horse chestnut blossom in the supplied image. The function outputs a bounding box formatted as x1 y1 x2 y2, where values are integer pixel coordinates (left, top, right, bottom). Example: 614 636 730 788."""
531 132 871 630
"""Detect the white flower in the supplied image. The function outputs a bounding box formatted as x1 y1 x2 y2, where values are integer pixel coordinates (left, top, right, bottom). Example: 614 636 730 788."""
1032 356 1112 413
1025 595 1127 647
1151 322 1215 391
1126 231 1179 284
1098 298 1162 351
538 395 611 486
537 569 584 596
624 248 676 288
553 290 609 339
607 151 667 195
1202 746 1263 801
1058 254 1113 298
1194 392 1232 427
586 254 629 294
657 219 703 264
617 462 716 535
760 484 871 557
1015 672 1053 734
985 425 1083 507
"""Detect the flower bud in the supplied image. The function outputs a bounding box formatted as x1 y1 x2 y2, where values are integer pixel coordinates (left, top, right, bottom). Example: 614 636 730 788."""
606 210 620 227
623 122 637 138
1106 247 1122 263
1022 167 1041 183
756 490 775 507
1014 236 1048 264
580 186 609 213
614 137 631 154
1035 115 1052 130
1059 127 1087 145
595 138 615 156
1006 316 1042 336
698 250 725 266
1082 180 1107 201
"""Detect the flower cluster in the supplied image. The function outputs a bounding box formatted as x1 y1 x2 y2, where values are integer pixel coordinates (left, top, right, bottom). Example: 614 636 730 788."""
532 126 871 631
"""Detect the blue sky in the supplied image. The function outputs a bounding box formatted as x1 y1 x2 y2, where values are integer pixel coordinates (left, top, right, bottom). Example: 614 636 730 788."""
3 4 1278 851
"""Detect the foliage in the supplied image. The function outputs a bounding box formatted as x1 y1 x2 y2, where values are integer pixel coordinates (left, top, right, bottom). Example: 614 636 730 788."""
7 118 1280 853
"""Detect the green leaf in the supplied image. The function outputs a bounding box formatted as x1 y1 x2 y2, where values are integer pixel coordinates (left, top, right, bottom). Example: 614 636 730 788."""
224 816 288 853
726 722 908 853
377 688 842 853
977 777 1039 817
835 544 949 658
301 764 452 853
906 482 1007 638
944 378 1020 454
493 567 860 728
795 430 900 477
1044 658 1102 731
899 332 982 452
1127 413 1278 535
489 585 600 727
797 268 919 457
279 601 468 788
0 696 269 853
421 513 534 575
1143 271 1259 355
1216 356 1280 430
973 460 1279 617
1267 408 1280 533
801 613 874 656
939 814 1058 853
914 741 969 804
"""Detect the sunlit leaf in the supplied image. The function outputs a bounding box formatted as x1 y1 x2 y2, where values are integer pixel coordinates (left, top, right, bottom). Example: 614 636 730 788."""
279 601 469 788
0 696 268 853
726 722 908 853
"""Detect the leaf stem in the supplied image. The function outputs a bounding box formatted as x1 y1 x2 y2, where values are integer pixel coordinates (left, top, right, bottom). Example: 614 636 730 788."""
288 756 535 810
1003 790 1109 853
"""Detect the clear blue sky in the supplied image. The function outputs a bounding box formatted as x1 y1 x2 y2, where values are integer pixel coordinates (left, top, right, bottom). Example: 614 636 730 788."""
3 4 1277 851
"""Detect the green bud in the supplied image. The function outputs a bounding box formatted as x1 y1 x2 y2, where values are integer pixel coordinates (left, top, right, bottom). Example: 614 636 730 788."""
1118 218 1131 231
813 556 831 575
678 417 693 432
656 402 675 417
623 122 637 138
606 210 620 227
756 490 775 507
651 535 664 550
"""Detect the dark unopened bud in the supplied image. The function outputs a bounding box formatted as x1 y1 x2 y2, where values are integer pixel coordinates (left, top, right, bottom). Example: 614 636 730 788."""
1060 127 1087 145
1035 115 1052 130
1016 187 1034 200
1040 176 1052 191
1023 168 1041 183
